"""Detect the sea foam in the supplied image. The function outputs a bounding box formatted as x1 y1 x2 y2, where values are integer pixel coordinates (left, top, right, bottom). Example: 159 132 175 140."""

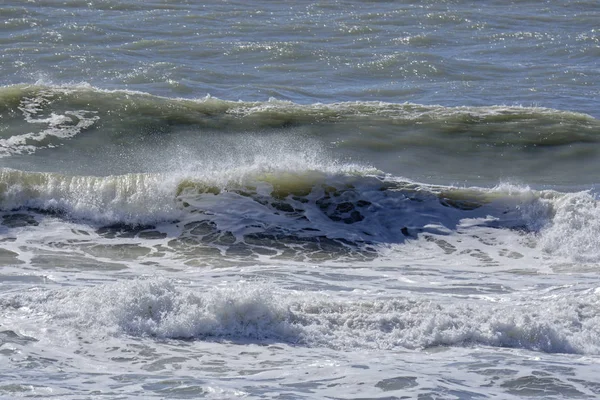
539 191 600 263
3 277 599 355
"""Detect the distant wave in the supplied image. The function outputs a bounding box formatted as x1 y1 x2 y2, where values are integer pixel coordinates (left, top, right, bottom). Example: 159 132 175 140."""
1 83 598 157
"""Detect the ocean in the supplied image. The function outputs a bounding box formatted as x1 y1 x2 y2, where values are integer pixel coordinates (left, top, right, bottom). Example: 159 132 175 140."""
1 1 600 398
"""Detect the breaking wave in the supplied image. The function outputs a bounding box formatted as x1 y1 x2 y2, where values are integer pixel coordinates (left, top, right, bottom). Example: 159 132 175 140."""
3 277 600 354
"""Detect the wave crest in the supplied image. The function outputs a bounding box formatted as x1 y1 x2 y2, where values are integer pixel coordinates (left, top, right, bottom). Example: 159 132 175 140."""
1 83 598 158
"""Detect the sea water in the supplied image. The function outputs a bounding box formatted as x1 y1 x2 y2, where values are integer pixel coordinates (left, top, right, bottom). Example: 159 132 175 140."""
1 1 600 399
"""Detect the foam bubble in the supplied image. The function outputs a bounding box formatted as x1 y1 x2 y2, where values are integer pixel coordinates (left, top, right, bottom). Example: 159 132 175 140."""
3 278 600 355
539 191 600 263
3 278 299 341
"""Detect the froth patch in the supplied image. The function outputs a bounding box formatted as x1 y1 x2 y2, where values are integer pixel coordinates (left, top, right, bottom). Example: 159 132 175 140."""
0 169 181 225
0 88 99 157
3 278 600 355
539 191 600 263
2 278 298 341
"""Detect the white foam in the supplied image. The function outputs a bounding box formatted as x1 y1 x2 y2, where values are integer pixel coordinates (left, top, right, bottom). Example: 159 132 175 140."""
0 88 99 157
0 169 181 225
3 278 599 355
458 185 600 264
3 278 298 341
539 191 600 263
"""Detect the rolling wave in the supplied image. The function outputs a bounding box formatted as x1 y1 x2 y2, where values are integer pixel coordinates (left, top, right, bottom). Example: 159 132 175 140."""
2 166 598 263
0 166 541 227
2 84 600 263
1 83 598 158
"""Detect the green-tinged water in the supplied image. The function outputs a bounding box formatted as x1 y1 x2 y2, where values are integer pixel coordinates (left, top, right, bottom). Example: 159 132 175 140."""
2 1 600 399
